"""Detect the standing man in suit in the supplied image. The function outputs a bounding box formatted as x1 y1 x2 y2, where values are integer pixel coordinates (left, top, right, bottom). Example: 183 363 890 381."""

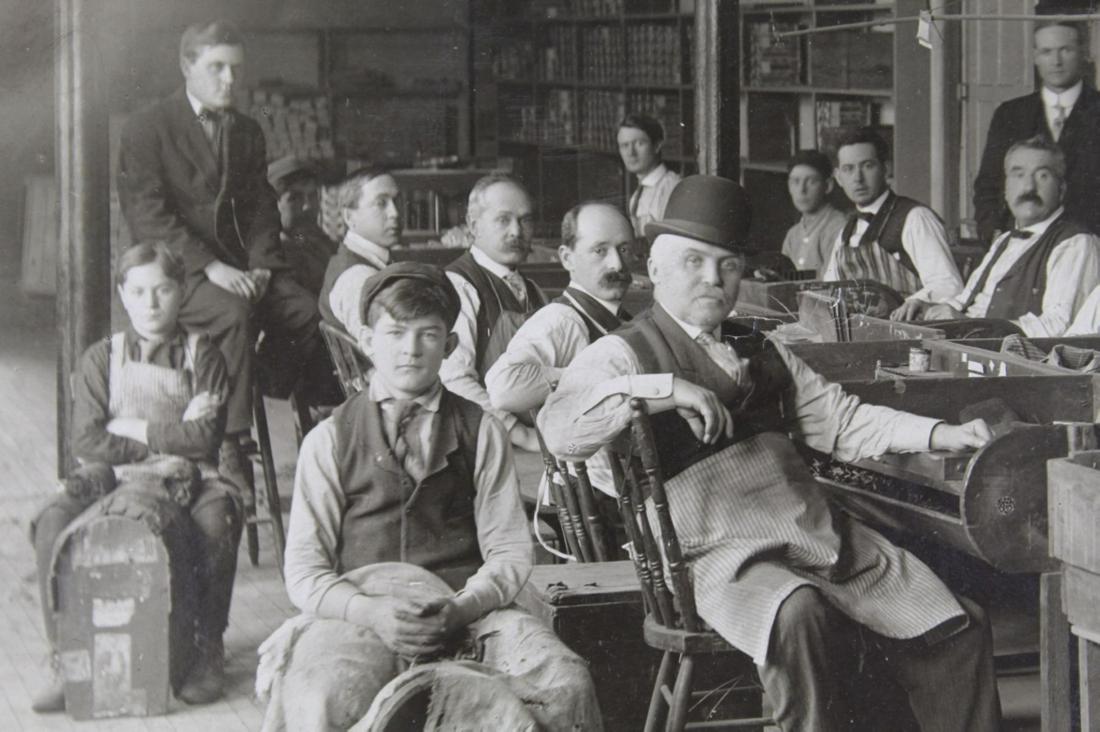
974 21 1100 243
118 21 326 493
618 114 682 239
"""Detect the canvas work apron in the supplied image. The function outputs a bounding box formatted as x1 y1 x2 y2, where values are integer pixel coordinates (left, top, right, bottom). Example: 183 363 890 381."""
108 331 199 428
644 432 968 665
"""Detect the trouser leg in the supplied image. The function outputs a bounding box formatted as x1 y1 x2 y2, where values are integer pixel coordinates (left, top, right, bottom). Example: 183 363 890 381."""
478 607 603 731
871 595 1002 732
757 586 859 732
255 273 334 402
188 478 243 639
30 493 95 646
178 278 254 434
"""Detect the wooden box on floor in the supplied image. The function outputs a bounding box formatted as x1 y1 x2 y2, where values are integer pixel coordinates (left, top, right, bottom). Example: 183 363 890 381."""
516 561 659 731
54 512 197 720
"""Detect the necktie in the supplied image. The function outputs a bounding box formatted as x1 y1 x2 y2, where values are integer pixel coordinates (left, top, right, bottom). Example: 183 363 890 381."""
502 271 528 306
959 230 1032 311
630 186 643 220
695 332 746 384
197 108 222 148
387 399 419 468
1051 104 1067 141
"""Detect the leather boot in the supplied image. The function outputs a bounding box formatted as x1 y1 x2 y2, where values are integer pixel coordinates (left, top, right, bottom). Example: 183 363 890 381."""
30 653 65 713
177 634 226 705
218 436 254 511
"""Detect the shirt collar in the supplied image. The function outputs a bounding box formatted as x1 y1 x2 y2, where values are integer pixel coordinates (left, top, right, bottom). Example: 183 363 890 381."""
569 280 622 314
368 376 443 413
1042 81 1083 110
470 244 518 279
639 162 670 187
1010 206 1065 239
125 325 185 355
856 188 891 215
343 229 392 266
658 302 720 341
800 204 839 227
185 90 231 118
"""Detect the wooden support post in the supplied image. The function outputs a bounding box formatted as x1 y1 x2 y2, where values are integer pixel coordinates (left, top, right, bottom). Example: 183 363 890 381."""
1081 637 1100 731
55 0 111 477
1042 571 1074 732
694 0 739 178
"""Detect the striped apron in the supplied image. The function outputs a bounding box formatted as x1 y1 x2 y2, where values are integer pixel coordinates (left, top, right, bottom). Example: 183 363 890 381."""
645 432 966 665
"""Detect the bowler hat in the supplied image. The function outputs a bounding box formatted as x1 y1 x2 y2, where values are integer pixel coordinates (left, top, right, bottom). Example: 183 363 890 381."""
359 262 462 329
645 175 754 252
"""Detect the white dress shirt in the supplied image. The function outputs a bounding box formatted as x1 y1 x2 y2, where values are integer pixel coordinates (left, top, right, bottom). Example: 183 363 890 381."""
284 378 533 623
442 246 529 431
1043 81 1083 139
943 207 1100 337
822 189 963 303
485 281 622 494
629 163 682 238
328 230 391 339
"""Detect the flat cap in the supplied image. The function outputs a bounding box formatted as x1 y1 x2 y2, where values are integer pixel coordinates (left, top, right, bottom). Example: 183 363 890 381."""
359 262 462 330
267 155 318 191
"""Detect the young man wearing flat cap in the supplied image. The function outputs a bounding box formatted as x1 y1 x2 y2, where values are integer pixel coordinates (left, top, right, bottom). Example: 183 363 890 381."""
268 155 337 297
539 175 1002 731
261 262 600 730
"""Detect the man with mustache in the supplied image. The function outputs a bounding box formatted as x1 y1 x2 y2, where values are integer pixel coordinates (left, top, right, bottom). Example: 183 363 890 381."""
117 20 327 495
540 175 1001 732
486 202 635 496
974 21 1100 244
443 174 547 452
895 137 1100 336
318 167 403 340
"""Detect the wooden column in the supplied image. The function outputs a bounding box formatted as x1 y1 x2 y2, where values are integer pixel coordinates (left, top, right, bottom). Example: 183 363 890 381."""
694 0 739 179
56 0 111 477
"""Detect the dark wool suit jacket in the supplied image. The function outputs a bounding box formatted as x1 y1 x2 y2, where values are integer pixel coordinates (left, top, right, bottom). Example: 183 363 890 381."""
117 88 286 277
973 85 1100 243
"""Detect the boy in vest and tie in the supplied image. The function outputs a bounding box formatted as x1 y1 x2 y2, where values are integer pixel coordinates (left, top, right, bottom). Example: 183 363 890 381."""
896 136 1100 336
821 127 963 312
31 243 243 712
258 263 600 730
443 173 547 453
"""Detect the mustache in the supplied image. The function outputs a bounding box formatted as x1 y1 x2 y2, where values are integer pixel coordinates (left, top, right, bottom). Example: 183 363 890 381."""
1015 192 1044 205
599 269 633 287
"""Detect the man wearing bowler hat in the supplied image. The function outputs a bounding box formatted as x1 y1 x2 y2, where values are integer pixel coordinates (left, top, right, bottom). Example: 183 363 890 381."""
539 175 1002 731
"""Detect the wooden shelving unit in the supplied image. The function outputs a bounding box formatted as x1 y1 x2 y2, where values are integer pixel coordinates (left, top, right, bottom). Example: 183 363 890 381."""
738 0 931 249
475 0 699 235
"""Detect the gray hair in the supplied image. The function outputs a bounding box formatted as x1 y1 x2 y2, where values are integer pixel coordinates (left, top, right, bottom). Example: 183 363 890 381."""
1004 135 1067 180
465 173 528 224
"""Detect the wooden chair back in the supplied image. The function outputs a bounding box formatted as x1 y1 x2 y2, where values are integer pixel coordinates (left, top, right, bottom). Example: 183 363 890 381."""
610 397 704 632
531 416 612 563
319 321 372 398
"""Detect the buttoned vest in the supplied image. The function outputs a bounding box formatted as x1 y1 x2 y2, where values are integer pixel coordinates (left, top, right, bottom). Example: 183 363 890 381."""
985 216 1090 320
331 388 483 590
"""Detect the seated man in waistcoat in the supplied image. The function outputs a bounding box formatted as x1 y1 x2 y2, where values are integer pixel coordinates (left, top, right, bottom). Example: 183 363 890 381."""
268 155 337 298
821 127 964 311
32 243 242 711
258 263 600 731
486 201 635 499
895 136 1100 336
539 175 1002 732
442 173 547 452
318 167 402 340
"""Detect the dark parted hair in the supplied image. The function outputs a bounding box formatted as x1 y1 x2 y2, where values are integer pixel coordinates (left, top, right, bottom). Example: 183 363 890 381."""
835 127 890 165
366 278 460 331
116 242 186 288
1004 135 1067 180
179 21 244 65
336 166 394 211
618 113 665 146
787 149 833 179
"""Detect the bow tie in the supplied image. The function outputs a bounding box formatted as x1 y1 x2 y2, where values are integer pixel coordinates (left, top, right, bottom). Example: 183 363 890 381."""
1008 229 1034 240
854 211 875 224
197 108 224 123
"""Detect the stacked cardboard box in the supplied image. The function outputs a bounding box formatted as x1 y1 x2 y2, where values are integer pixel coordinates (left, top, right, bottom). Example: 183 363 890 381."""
241 87 334 162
